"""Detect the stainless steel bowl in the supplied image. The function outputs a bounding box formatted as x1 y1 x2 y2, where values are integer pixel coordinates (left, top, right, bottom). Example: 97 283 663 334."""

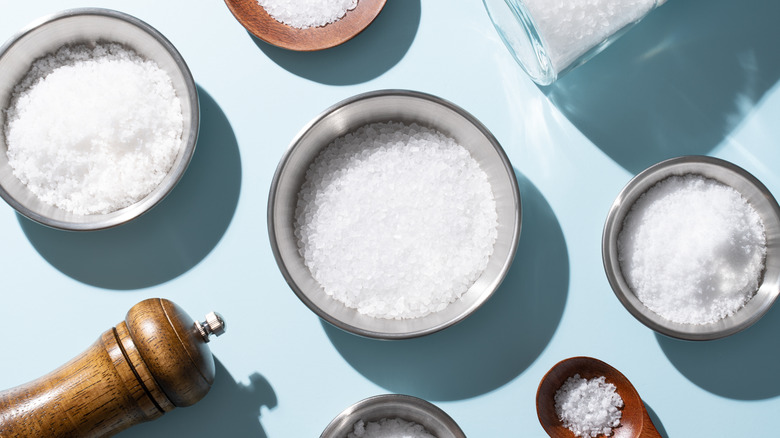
268 90 521 339
320 394 466 438
603 156 780 340
0 8 199 230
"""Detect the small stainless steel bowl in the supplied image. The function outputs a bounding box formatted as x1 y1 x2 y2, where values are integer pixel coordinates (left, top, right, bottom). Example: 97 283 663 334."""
320 394 466 438
603 156 780 340
268 90 521 339
0 8 199 231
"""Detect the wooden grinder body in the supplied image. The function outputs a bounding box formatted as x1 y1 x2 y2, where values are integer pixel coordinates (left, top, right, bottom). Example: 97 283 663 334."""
0 299 218 438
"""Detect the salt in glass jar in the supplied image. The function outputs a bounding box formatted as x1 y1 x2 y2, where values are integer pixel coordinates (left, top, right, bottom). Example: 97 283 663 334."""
483 0 668 85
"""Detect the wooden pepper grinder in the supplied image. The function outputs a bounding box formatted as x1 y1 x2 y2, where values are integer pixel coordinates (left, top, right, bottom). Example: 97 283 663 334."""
0 298 226 438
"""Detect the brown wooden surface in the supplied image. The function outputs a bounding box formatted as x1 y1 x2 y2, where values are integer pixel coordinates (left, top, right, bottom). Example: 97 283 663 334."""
0 329 162 437
224 0 387 51
125 298 214 407
536 356 662 438
0 298 216 438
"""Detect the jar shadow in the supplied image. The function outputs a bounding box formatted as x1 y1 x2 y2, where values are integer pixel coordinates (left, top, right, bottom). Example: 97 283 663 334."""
543 0 780 174
116 358 276 438
251 0 420 85
17 86 242 290
656 303 780 400
323 170 569 401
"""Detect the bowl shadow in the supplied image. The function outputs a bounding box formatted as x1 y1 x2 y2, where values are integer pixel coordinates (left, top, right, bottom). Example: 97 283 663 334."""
116 358 276 438
656 303 780 400
252 0 420 85
543 0 780 174
643 402 668 438
323 170 569 401
18 86 241 290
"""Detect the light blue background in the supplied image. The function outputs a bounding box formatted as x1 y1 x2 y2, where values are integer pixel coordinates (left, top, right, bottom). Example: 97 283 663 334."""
1 1 779 436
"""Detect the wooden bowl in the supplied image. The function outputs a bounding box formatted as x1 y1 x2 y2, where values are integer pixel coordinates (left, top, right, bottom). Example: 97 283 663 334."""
224 0 387 51
536 357 661 438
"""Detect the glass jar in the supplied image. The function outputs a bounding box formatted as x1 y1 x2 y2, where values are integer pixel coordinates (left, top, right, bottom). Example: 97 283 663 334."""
483 0 668 85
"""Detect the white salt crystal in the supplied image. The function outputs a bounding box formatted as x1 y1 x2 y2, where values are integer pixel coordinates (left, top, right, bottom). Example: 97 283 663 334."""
4 43 184 215
555 374 624 438
295 122 498 320
257 0 358 29
618 174 767 325
348 418 437 438
522 0 664 74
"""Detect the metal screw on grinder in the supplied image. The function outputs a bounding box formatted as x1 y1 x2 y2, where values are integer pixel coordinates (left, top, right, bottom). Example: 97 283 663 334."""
196 312 226 342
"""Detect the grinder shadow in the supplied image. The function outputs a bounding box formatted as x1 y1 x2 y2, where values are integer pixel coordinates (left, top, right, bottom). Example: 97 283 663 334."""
117 358 276 438
17 86 241 290
324 171 569 401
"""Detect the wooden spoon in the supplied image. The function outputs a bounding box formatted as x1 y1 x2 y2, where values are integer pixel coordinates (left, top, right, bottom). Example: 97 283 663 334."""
536 357 662 438
224 0 387 51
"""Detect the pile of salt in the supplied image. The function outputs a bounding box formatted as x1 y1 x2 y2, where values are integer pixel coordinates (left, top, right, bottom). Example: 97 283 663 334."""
555 374 624 438
4 43 184 215
522 0 668 74
618 174 767 325
257 0 357 29
348 418 437 438
295 122 498 320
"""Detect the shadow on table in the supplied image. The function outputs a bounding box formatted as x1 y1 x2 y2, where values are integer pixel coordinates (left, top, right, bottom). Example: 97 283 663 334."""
324 171 569 401
657 304 780 400
543 0 780 174
18 86 241 290
252 0 420 85
117 358 276 438
643 402 669 438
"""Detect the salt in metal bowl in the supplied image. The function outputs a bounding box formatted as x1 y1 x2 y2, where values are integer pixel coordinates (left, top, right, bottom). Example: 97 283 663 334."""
602 156 780 340
320 394 466 438
0 8 199 231
268 89 521 339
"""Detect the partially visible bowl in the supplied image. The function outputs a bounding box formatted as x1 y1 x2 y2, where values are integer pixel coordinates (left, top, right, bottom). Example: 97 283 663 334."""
320 394 465 438
268 90 521 339
602 156 780 340
224 0 386 51
0 8 199 231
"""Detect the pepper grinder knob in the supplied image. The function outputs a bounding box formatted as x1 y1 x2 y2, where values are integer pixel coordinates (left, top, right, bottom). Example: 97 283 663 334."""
196 311 226 342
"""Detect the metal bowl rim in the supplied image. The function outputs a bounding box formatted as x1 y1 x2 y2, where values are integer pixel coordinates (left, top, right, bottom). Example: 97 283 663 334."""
0 7 199 231
602 155 780 340
267 89 522 339
319 393 466 438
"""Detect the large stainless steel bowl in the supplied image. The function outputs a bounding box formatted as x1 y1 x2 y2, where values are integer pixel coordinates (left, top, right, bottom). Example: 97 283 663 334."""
0 8 199 230
320 394 466 438
268 90 521 339
602 156 780 340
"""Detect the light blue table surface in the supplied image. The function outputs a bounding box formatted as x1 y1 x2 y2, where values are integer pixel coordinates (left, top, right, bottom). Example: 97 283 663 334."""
1 1 779 436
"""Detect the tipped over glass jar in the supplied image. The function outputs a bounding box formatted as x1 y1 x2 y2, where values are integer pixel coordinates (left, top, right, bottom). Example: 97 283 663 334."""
483 0 668 85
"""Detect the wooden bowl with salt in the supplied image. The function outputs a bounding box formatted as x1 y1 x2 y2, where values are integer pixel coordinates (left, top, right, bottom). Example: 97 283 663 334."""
224 0 387 51
536 357 662 438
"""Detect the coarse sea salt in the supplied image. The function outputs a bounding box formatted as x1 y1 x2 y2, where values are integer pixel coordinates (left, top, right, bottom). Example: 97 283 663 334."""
555 374 624 438
295 122 498 320
348 418 437 438
618 174 767 325
257 0 357 29
4 43 184 215
522 0 668 74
